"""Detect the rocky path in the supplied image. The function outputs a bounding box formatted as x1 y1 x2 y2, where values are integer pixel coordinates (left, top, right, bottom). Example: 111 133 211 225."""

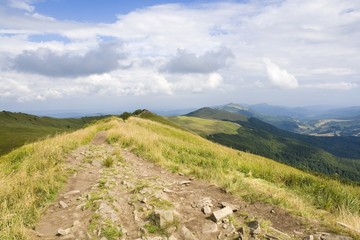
32 132 353 240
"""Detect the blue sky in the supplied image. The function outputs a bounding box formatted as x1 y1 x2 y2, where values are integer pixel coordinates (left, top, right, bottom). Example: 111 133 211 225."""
0 0 359 113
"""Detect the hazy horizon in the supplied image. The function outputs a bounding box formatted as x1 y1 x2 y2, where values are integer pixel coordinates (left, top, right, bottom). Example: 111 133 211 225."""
1 0 359 112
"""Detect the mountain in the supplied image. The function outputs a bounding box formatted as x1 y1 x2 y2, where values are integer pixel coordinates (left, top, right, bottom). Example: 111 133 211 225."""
0 111 106 156
172 107 360 183
1 113 359 239
217 103 360 137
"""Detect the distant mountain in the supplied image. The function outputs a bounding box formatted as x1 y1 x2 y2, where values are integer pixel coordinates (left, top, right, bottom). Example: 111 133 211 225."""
179 107 360 183
0 111 106 156
317 106 360 119
217 103 360 137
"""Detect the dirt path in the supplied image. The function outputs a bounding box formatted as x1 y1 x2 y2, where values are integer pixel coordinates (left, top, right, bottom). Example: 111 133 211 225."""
32 132 352 240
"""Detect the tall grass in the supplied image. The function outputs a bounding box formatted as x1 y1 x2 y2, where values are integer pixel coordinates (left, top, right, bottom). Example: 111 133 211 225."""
106 117 360 234
0 118 116 239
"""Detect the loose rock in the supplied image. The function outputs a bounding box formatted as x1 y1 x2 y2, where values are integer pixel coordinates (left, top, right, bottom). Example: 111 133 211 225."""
210 206 233 223
202 205 212 215
182 226 198 240
59 201 68 208
179 180 192 185
248 220 261 235
154 210 174 227
202 222 218 234
57 228 71 236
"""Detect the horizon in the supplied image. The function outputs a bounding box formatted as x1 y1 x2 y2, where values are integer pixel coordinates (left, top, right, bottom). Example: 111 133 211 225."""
1 0 359 111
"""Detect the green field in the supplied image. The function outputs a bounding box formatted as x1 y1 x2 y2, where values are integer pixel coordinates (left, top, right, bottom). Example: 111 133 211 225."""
0 111 105 156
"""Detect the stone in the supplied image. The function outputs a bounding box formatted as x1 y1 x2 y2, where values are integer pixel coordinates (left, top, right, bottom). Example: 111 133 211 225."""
57 228 71 236
238 226 245 236
219 202 240 212
75 203 86 211
64 190 81 196
139 188 150 195
179 180 192 185
178 172 184 176
163 188 174 193
182 226 198 240
134 210 140 221
222 224 228 229
210 206 233 222
73 220 81 227
248 221 261 235
59 201 68 208
202 206 212 215
222 218 229 224
154 210 174 227
202 222 219 233
169 236 178 240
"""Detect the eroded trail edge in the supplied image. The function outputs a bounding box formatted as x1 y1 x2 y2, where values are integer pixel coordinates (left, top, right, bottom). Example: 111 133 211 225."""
33 132 352 240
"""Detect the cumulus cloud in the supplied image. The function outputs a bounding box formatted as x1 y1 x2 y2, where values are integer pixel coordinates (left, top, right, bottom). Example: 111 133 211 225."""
163 48 233 74
263 58 299 89
12 43 124 77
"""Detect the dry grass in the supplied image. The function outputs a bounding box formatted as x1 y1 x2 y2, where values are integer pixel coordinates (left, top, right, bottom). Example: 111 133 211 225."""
106 117 360 235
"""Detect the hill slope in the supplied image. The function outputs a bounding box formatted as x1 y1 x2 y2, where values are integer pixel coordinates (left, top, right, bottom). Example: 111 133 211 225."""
0 111 105 156
177 108 360 183
0 116 359 239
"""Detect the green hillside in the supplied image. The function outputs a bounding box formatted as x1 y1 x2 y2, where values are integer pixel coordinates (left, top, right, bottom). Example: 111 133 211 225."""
0 111 105 156
168 116 240 136
1 115 360 238
173 108 360 183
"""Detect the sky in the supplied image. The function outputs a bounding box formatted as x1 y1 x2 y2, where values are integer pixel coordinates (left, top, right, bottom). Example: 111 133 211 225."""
0 0 359 114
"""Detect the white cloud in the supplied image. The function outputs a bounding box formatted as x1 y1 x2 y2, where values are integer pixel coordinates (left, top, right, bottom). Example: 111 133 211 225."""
12 43 124 77
263 58 299 89
7 0 34 12
1 0 360 107
163 48 233 74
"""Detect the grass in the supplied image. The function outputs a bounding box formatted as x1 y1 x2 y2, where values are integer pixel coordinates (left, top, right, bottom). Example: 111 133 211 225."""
0 111 106 156
168 116 240 136
103 157 114 168
106 117 360 236
0 118 116 239
101 220 123 240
